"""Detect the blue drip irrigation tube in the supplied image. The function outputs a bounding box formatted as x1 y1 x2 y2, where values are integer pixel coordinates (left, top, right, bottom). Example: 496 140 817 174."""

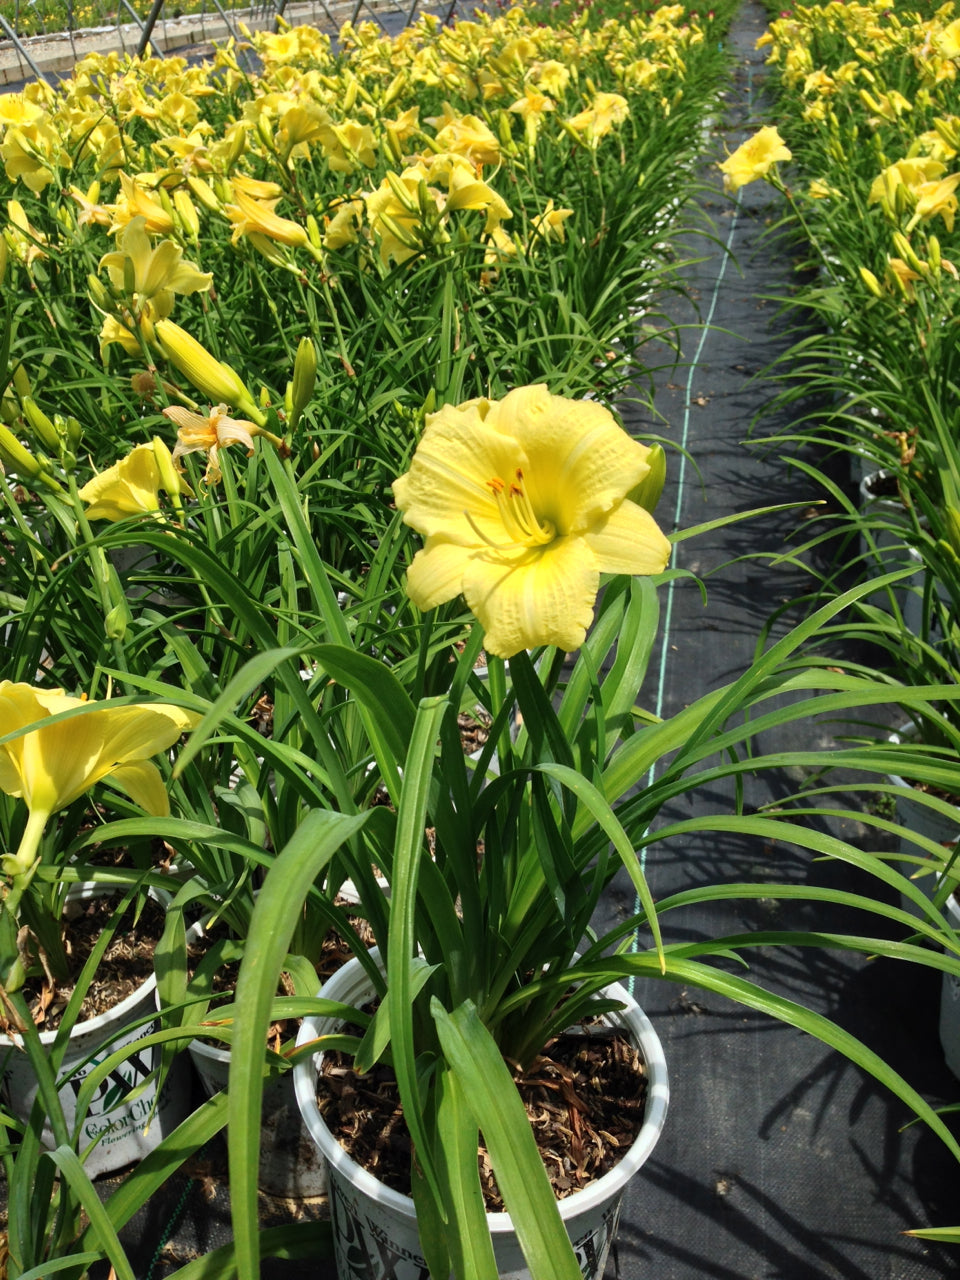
628 64 753 988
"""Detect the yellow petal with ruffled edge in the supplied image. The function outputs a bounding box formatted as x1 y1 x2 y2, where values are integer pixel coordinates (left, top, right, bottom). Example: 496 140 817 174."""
583 500 672 574
462 537 599 657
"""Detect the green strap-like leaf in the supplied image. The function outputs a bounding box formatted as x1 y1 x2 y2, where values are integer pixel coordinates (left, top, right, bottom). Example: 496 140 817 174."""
47 1147 136 1280
229 809 373 1280
433 999 582 1280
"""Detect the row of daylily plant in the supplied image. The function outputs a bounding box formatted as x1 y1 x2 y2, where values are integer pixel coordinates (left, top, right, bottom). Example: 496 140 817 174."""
737 0 960 892
2 0 960 1275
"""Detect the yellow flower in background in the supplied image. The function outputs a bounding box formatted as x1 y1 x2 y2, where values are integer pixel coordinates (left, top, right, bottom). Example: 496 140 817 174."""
566 92 630 146
718 126 791 192
393 385 671 658
430 111 501 166
365 164 439 265
0 94 44 128
225 187 309 248
529 60 571 97
164 403 282 485
530 199 574 245
100 216 213 318
886 255 922 298
323 197 364 250
0 118 61 193
78 438 192 521
111 172 176 234
4 200 47 267
0 681 198 833
908 172 960 232
67 180 112 228
383 105 420 155
934 18 960 59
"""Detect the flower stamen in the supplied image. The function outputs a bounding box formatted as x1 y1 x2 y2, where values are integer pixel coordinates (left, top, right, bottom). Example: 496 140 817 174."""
482 469 555 548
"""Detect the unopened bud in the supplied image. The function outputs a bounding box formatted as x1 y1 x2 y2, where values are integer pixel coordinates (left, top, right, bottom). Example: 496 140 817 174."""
0 424 41 478
155 320 267 426
892 231 923 273
628 443 667 514
859 266 884 297
290 337 317 426
12 365 31 400
104 600 130 641
21 396 60 453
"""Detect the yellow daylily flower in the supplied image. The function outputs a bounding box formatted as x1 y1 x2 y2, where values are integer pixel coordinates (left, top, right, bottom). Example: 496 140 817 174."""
908 172 960 232
99 216 212 320
110 172 176 234
566 93 630 147
0 681 198 837
4 200 48 267
530 199 574 245
392 386 671 658
67 180 113 228
79 438 192 521
323 197 364 250
164 403 282 485
224 187 309 248
431 112 501 167
718 126 791 192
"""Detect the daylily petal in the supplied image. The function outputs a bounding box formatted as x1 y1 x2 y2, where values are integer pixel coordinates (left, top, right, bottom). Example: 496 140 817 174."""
0 682 197 816
393 403 527 545
405 537 474 611
461 537 598 657
582 499 673 574
485 386 653 532
79 444 164 520
105 760 170 816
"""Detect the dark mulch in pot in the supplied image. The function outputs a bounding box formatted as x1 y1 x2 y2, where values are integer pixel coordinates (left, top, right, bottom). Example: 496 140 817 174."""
317 1024 647 1211
19 893 166 1030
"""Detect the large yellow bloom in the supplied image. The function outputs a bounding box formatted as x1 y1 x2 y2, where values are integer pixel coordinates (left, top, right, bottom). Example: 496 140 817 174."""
78 438 191 521
719 126 791 192
392 386 671 657
0 681 198 824
99 216 212 319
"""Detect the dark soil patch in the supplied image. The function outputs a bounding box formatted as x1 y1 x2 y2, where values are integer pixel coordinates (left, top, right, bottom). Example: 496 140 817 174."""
316 1024 648 1210
23 892 165 1030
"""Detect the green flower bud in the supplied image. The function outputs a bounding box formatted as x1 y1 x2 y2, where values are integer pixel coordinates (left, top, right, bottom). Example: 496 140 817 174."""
21 396 61 454
290 337 317 428
0 424 42 479
628 443 667 514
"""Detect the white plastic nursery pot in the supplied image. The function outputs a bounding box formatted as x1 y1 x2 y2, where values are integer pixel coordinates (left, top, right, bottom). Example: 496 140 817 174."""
188 1036 327 1197
0 883 192 1177
294 952 669 1280
857 471 924 633
886 727 960 916
938 888 960 1080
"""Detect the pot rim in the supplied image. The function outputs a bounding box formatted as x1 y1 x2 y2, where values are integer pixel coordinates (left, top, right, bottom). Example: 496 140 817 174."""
2 881 169 1047
293 949 669 1231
